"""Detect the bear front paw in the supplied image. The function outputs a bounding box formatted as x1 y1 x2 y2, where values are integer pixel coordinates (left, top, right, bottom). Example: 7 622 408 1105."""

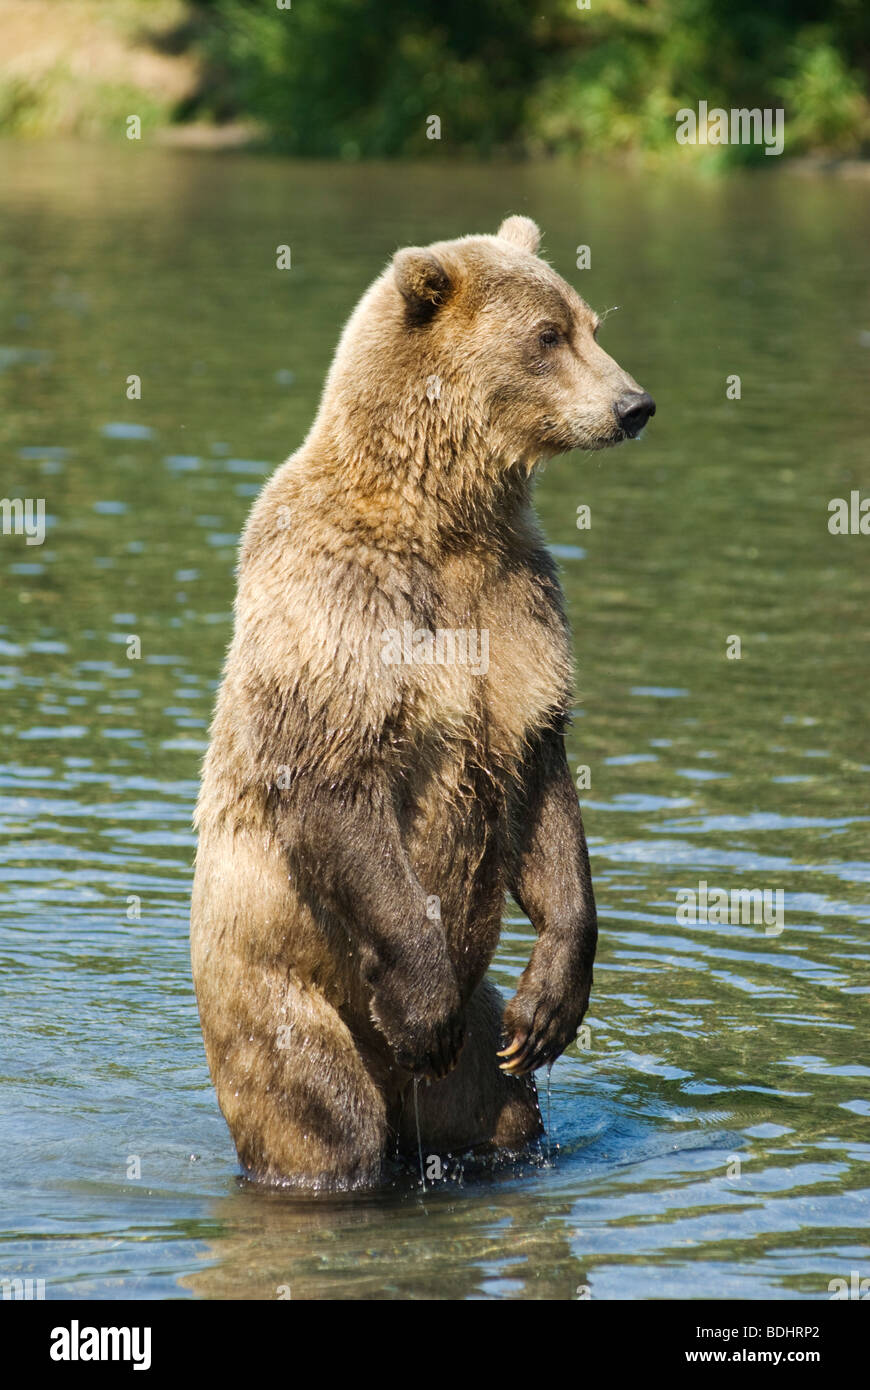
369 972 465 1080
498 974 591 1076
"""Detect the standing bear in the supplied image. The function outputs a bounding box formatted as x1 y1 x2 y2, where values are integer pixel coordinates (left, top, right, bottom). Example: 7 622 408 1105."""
191 216 655 1187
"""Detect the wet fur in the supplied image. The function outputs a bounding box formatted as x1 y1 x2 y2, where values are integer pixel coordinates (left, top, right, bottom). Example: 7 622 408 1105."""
191 216 646 1187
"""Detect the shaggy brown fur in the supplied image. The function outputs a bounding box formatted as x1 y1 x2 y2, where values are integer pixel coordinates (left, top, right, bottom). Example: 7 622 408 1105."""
190 216 654 1187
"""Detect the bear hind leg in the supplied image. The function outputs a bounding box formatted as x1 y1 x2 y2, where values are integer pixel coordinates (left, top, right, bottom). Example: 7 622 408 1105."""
205 968 387 1190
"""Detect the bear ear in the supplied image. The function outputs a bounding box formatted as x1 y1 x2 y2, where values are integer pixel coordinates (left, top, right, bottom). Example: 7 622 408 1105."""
497 215 541 254
393 248 452 321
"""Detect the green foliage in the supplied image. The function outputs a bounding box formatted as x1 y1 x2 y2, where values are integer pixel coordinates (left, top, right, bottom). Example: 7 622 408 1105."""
778 32 869 154
0 66 171 140
2 0 868 158
197 0 548 156
192 0 870 161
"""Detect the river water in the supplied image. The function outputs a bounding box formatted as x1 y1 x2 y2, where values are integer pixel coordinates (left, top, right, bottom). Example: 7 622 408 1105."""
0 143 868 1299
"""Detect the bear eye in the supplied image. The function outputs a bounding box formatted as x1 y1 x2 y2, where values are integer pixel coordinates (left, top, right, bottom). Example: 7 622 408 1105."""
538 328 561 350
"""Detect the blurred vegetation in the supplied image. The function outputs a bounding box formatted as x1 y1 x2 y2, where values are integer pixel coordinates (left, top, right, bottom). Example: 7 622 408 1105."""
0 1 195 138
1 0 869 162
190 0 870 162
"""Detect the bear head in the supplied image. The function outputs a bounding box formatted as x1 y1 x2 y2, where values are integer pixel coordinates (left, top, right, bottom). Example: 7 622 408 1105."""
319 217 655 479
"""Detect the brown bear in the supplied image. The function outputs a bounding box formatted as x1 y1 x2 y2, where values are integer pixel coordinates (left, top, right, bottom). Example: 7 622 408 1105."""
190 215 655 1187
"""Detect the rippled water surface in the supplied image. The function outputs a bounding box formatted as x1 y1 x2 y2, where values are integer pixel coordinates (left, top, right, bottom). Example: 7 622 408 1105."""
1 144 868 1299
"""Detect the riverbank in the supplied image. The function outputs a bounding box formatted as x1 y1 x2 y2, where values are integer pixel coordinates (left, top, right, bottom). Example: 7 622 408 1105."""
1 0 868 167
0 0 198 137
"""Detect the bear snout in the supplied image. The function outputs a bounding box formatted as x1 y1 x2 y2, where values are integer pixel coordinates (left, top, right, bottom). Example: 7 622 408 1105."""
614 390 656 439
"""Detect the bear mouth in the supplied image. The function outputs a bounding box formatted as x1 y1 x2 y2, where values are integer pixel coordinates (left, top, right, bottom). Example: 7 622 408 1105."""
619 421 647 442
579 425 630 452
540 418 626 454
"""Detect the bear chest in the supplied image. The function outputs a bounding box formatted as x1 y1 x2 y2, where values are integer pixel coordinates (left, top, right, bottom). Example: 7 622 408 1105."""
399 564 572 766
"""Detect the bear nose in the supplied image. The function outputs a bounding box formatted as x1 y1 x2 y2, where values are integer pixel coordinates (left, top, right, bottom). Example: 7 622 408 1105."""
614 391 656 438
